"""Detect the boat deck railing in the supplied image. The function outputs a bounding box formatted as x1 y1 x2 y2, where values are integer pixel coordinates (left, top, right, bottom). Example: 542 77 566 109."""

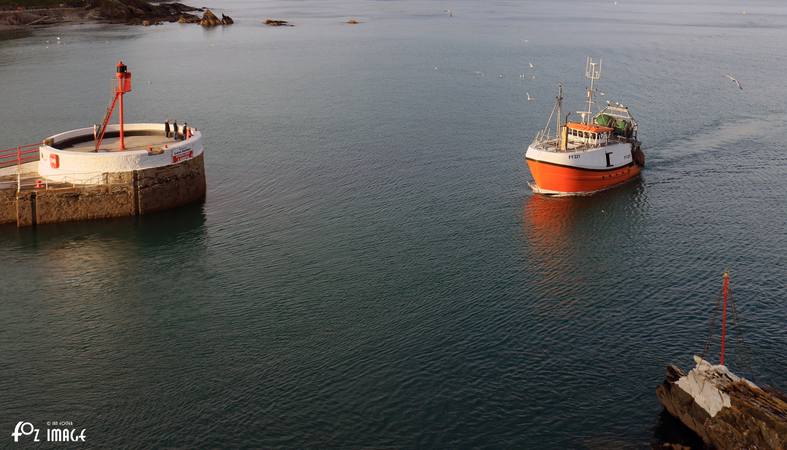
532 134 631 153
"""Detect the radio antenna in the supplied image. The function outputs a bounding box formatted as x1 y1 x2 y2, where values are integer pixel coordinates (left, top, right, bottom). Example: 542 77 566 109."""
583 57 602 124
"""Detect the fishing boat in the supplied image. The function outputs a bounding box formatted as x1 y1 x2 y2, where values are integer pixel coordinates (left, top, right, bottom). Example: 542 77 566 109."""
525 58 645 195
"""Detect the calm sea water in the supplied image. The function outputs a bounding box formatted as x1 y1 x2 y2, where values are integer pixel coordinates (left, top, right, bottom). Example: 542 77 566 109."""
1 0 785 447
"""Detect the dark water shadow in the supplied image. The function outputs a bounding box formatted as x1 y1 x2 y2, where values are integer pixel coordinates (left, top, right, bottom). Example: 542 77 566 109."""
1 202 207 250
651 409 705 449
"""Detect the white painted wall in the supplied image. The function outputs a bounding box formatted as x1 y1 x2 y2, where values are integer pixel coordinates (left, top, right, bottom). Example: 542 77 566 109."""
38 123 204 184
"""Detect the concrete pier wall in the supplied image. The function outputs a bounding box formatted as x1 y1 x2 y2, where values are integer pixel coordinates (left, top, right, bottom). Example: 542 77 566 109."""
0 153 205 227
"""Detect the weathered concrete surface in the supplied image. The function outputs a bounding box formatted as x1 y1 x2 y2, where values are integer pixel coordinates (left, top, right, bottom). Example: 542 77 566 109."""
0 189 16 224
138 153 206 214
15 192 35 227
0 153 205 227
34 185 135 225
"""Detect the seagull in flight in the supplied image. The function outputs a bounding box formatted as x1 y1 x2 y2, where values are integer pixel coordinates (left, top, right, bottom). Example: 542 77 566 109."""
526 92 533 101
529 61 534 69
725 73 743 90
444 9 453 17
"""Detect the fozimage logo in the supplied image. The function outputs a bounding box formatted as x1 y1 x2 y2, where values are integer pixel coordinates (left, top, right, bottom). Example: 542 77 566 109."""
11 421 86 443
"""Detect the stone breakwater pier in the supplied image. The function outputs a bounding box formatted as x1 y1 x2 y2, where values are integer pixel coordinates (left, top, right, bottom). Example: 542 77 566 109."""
1 61 206 228
0 123 206 227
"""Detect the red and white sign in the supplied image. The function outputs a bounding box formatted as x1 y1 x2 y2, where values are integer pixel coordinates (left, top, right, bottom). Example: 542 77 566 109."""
172 147 193 163
49 154 59 169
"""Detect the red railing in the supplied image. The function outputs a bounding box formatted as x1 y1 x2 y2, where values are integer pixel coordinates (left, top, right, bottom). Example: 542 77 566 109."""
0 143 40 170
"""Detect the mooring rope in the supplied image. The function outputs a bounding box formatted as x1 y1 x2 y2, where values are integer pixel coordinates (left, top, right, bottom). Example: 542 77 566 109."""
700 283 724 365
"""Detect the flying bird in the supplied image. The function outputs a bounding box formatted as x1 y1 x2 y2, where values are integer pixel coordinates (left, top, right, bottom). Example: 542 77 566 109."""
529 61 534 69
526 92 533 101
444 9 453 17
725 73 743 90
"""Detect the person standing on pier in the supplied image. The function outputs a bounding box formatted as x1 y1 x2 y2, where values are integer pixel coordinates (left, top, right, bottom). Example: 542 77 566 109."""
93 123 98 141
173 120 179 141
164 119 171 138
183 122 189 140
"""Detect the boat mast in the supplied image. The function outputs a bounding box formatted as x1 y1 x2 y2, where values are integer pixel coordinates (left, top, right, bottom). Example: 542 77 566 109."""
584 57 601 124
539 85 560 140
555 83 563 138
720 272 729 365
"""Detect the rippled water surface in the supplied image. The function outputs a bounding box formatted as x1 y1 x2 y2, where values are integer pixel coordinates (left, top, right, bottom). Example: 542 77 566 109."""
1 0 785 447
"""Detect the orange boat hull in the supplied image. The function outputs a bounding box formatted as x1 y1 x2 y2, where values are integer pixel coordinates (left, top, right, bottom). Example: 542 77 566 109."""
526 159 641 194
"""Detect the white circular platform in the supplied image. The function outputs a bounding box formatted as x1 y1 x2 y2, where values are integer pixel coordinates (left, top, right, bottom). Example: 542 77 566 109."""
38 123 204 184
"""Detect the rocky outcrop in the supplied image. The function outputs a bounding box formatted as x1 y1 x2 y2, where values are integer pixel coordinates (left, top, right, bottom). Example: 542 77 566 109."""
199 8 220 27
201 10 232 27
178 13 200 24
194 9 233 27
264 18 292 27
0 9 76 26
196 9 232 27
0 0 201 28
656 357 787 450
85 0 199 24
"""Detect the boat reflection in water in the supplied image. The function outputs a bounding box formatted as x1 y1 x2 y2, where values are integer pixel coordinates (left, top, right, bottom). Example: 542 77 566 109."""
521 183 646 317
522 194 587 311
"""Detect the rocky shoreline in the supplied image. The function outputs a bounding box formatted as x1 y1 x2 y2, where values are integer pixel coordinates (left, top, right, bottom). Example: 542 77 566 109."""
0 0 213 29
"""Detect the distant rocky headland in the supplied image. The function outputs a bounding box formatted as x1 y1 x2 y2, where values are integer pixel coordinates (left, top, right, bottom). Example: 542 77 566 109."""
0 0 232 28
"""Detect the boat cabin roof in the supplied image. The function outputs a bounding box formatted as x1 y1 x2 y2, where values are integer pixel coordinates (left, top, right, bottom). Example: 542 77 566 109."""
566 122 613 134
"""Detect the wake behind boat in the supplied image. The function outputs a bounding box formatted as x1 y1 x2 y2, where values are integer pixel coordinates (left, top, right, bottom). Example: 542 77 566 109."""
525 58 645 195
